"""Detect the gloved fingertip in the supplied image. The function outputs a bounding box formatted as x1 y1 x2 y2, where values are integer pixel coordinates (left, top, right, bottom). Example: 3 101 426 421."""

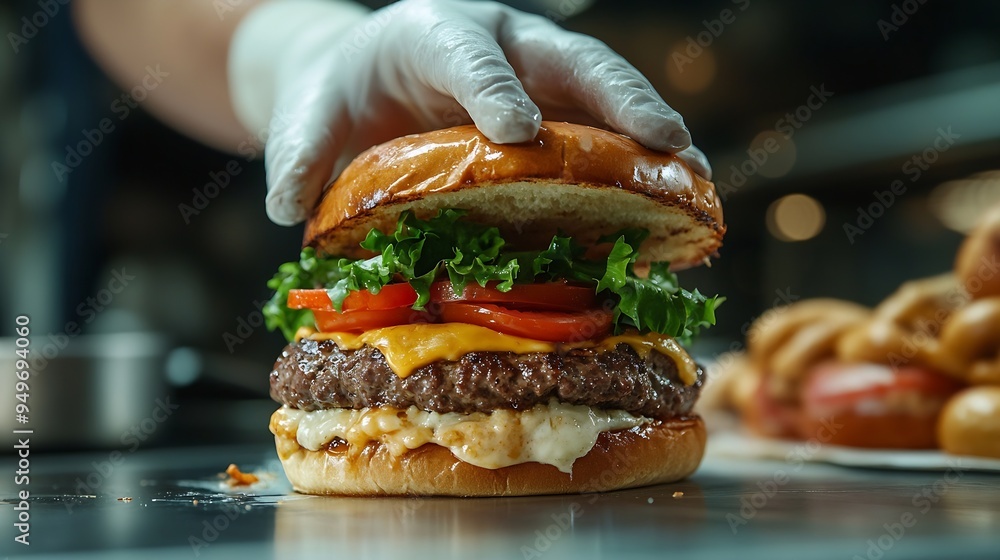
666 128 693 151
689 158 713 181
677 146 713 181
265 187 309 226
627 104 691 152
474 102 542 144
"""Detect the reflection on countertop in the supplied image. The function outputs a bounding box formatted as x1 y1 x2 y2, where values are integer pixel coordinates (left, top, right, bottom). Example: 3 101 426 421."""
1 445 999 559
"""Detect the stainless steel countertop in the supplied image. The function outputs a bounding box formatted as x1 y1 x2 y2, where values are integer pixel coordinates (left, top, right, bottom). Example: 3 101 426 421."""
2 445 998 559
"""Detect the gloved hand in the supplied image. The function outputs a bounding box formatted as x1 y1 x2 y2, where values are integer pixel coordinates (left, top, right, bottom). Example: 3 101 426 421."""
229 0 711 226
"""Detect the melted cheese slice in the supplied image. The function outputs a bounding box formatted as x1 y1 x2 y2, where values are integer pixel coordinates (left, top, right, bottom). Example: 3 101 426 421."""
305 323 698 385
589 332 699 385
310 323 552 379
272 400 648 473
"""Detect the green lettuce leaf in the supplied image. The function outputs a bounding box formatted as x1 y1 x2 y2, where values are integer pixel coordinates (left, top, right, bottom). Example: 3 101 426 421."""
263 209 723 344
263 248 346 341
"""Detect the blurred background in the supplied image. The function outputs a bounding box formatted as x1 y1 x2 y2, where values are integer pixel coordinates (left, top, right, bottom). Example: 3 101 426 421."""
1 0 999 451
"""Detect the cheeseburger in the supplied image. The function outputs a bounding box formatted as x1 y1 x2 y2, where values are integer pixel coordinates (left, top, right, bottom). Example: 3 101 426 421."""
264 122 725 496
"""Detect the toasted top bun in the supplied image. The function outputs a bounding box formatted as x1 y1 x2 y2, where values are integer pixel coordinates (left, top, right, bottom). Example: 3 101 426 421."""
304 122 724 269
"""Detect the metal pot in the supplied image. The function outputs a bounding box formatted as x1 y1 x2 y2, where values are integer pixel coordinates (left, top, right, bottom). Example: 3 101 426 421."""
0 332 171 450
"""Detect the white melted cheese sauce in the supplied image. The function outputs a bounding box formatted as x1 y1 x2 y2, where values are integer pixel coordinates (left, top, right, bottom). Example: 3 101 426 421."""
273 400 649 473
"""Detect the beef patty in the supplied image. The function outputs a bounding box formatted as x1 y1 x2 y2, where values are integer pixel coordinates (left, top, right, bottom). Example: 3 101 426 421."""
270 338 702 419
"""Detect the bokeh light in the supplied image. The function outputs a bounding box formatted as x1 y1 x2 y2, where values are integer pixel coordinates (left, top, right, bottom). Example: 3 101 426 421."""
665 43 717 94
767 193 826 241
929 170 1000 233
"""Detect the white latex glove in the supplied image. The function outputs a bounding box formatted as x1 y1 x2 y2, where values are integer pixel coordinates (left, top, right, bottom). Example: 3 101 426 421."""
230 0 712 226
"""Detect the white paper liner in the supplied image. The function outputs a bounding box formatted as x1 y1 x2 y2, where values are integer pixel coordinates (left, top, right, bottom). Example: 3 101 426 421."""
706 429 1000 472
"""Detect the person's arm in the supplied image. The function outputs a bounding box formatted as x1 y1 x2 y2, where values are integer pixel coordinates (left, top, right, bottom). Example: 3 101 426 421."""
73 0 366 153
72 0 256 152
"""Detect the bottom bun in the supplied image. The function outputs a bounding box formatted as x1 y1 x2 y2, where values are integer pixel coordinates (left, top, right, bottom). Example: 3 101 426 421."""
800 410 942 449
274 415 706 496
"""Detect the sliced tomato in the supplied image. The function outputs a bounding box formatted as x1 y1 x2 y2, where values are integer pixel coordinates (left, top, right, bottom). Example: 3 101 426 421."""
437 303 612 342
343 283 418 311
287 289 332 310
313 307 430 333
295 281 610 340
430 280 596 311
800 363 966 449
291 281 594 313
804 363 964 407
288 284 418 312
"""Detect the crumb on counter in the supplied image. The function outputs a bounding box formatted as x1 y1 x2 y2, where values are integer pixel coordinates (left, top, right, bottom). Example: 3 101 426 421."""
225 463 260 487
672 491 684 498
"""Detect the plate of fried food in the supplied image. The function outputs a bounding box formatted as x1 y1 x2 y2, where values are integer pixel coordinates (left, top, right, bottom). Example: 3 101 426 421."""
700 205 1000 472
